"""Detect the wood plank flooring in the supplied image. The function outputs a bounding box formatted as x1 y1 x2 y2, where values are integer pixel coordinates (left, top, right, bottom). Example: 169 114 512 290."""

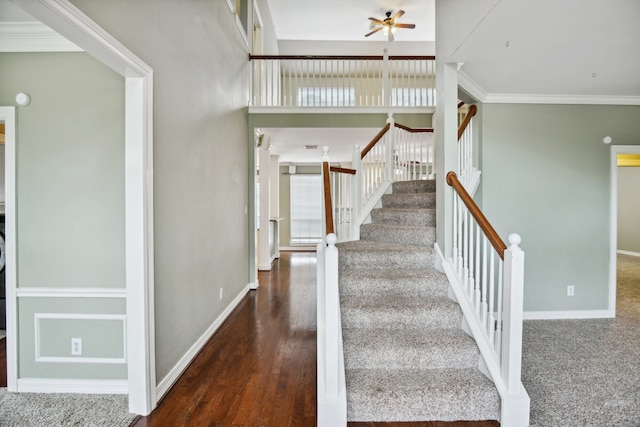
0 337 6 388
133 252 499 427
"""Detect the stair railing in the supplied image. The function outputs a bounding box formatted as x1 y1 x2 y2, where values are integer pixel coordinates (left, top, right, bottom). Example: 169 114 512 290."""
458 104 480 195
317 147 347 427
444 171 530 426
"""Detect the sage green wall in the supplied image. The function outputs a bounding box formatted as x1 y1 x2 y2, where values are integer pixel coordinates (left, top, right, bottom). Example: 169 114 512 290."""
278 165 321 248
480 104 640 312
0 52 126 378
70 0 251 382
618 166 640 254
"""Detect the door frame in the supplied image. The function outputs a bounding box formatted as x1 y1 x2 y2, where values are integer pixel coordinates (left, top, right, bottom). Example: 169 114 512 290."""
608 144 640 317
9 0 156 415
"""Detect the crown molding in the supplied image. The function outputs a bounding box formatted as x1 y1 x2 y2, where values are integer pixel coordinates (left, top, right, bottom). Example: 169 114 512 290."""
458 69 640 106
0 21 82 52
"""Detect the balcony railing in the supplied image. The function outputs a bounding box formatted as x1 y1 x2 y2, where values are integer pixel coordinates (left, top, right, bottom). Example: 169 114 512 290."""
250 52 435 109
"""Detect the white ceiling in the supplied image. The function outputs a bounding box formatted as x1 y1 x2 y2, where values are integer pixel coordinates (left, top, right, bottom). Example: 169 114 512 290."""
265 0 435 42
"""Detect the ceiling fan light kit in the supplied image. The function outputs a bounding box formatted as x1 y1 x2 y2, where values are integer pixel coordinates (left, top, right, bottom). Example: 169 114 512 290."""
365 10 416 41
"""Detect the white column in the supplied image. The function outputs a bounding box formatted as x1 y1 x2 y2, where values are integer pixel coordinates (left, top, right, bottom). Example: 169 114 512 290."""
435 62 460 259
258 145 271 270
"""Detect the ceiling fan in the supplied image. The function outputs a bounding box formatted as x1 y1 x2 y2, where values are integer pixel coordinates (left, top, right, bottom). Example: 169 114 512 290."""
365 10 416 42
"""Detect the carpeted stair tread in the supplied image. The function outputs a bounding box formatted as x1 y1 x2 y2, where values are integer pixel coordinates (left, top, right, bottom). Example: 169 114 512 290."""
381 192 436 209
346 367 500 422
360 223 435 246
370 208 436 226
340 294 462 329
337 240 436 270
392 179 436 194
339 269 449 297
343 328 480 370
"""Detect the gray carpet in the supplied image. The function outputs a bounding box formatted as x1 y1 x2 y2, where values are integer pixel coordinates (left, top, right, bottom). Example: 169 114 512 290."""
338 179 500 422
523 253 640 427
0 389 137 427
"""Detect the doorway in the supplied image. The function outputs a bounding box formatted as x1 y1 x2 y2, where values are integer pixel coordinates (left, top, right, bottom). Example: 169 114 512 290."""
609 145 640 317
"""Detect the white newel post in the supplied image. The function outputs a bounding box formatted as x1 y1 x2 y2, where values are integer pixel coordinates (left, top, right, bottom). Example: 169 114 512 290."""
501 233 524 391
386 113 395 181
324 233 340 397
351 145 362 240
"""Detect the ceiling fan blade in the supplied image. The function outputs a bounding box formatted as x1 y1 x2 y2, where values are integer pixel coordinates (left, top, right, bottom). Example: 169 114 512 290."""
368 17 384 24
393 23 416 29
388 31 395 42
391 10 405 22
365 27 383 37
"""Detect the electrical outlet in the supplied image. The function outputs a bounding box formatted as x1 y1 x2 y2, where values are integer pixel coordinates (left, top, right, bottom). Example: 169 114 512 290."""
71 338 82 356
567 285 575 297
219 288 224 300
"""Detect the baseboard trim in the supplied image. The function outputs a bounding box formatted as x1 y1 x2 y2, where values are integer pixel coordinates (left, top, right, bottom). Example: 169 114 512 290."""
279 246 316 252
16 378 128 394
617 250 640 257
155 283 251 400
523 309 613 320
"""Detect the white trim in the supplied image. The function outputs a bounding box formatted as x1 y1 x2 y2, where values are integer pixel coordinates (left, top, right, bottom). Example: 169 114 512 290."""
248 106 435 115
155 283 251 400
618 250 640 257
457 70 488 103
279 246 317 252
34 313 127 364
16 287 127 298
16 378 128 394
610 145 640 320
457 70 640 106
1 106 18 392
484 93 640 106
0 22 82 52
9 0 156 415
248 281 259 290
523 310 613 320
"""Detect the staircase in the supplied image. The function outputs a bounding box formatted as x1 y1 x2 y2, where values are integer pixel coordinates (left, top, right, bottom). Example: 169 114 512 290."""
337 180 501 422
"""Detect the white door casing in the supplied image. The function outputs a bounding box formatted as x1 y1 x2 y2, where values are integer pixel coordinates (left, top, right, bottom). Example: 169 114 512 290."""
8 0 156 415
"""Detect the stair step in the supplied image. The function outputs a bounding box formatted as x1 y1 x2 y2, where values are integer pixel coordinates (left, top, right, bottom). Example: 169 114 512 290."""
382 193 436 209
343 328 480 370
370 208 436 227
392 179 436 194
360 223 435 246
339 269 449 298
340 295 463 329
346 367 500 422
337 241 436 270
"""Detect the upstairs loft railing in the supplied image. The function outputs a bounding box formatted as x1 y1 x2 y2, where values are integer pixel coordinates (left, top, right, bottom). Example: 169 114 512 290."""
323 116 434 242
445 171 530 426
249 53 436 108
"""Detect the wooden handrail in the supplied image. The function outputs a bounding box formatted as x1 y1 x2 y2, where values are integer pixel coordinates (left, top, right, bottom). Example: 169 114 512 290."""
249 55 435 61
361 123 391 159
457 104 478 140
323 162 334 235
394 123 434 133
457 101 465 109
329 166 356 175
446 171 506 259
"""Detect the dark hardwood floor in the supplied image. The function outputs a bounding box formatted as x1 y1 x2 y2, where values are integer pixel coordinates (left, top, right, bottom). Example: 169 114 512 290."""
0 336 6 388
133 252 499 427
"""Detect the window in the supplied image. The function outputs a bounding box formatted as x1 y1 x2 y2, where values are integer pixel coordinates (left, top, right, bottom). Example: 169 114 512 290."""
297 87 356 107
290 174 322 244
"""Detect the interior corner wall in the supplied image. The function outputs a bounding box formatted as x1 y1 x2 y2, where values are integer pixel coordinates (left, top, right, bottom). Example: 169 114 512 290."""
70 0 251 382
254 0 278 54
617 166 640 254
479 103 640 312
0 52 126 379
